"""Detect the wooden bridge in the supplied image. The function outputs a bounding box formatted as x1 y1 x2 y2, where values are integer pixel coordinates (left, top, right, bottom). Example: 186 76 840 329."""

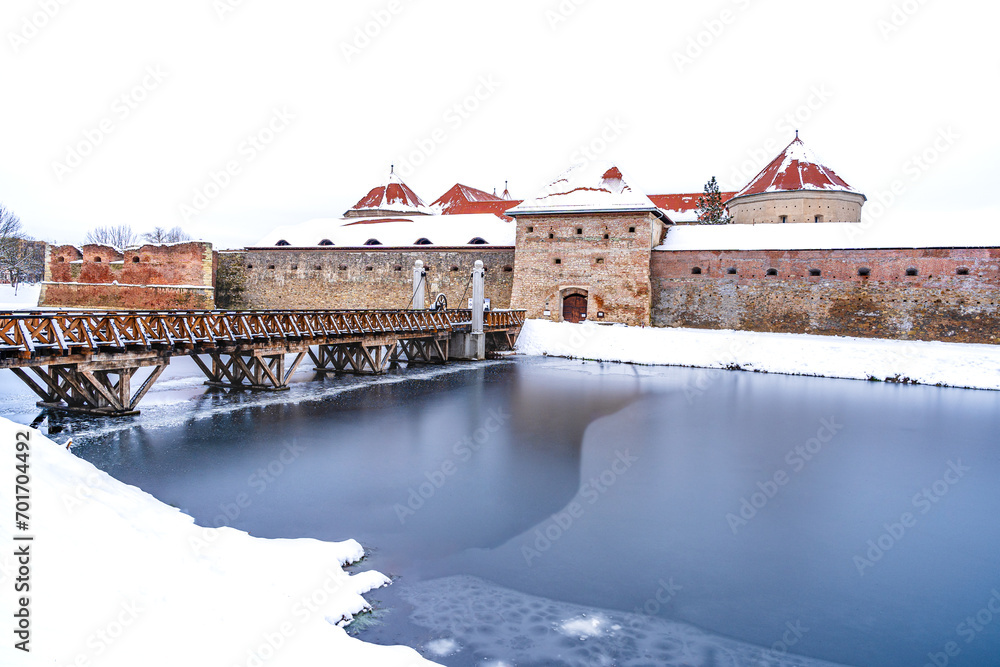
0 309 525 416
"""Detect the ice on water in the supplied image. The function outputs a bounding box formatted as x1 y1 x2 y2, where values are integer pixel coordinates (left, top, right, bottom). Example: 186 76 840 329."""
402 575 850 667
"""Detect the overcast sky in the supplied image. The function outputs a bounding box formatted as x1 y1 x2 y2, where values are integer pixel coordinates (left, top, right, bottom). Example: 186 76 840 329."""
1 0 997 248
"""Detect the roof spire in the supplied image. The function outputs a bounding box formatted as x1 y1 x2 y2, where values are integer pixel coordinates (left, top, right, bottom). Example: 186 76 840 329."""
795 130 799 140
501 180 511 200
390 164 395 174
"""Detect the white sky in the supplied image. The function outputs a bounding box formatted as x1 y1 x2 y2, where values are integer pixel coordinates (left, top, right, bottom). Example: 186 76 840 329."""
1 0 997 249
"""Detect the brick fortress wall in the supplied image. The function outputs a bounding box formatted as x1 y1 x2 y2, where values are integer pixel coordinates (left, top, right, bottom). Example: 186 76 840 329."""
510 212 663 326
215 247 516 310
39 242 216 310
651 247 1000 344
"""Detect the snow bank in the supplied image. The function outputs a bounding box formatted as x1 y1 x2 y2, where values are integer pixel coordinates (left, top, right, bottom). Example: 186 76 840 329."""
0 284 41 311
0 419 440 667
515 320 1000 390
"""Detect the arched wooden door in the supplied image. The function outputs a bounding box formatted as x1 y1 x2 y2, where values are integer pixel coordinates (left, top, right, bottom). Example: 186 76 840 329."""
562 294 588 323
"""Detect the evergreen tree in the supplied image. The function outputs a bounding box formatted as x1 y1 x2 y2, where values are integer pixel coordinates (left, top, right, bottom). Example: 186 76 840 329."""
697 177 731 225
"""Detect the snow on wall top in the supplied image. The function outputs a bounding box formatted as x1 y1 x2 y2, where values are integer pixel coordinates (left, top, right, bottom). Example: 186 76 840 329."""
508 161 659 216
730 136 861 200
348 170 432 215
650 192 738 223
655 222 1000 251
253 213 516 248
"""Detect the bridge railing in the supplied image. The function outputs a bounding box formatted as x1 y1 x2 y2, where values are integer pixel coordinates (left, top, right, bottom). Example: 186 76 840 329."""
0 309 525 360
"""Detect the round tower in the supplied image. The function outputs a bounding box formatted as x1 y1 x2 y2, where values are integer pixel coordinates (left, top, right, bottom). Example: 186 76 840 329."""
725 134 866 224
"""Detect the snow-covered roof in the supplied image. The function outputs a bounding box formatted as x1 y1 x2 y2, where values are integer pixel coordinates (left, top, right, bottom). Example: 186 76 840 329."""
431 183 501 213
508 161 659 216
347 170 432 216
655 222 1000 251
252 213 516 248
729 136 861 201
650 192 738 223
430 183 522 220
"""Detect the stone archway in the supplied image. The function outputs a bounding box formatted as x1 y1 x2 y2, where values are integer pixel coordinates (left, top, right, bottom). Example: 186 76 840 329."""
559 288 589 323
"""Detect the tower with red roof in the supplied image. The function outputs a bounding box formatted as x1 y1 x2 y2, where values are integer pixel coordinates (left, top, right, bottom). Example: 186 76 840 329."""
725 134 866 224
345 167 432 218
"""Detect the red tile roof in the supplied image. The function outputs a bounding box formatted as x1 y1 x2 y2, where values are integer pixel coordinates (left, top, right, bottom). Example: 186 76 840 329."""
731 136 860 200
433 183 521 220
349 171 428 213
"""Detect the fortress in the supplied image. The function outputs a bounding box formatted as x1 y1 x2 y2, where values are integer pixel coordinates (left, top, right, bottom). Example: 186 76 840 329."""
40 136 999 345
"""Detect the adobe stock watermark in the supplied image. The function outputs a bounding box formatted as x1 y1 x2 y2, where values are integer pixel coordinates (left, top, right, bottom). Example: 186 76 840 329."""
682 339 746 404
627 577 682 624
233 567 358 667
845 126 959 242
726 417 843 535
190 440 305 554
923 588 1000 667
853 459 970 576
178 106 295 222
568 117 628 171
60 471 108 513
545 0 590 31
7 0 72 53
213 0 250 21
877 0 931 40
522 449 638 566
752 620 810 665
726 84 834 188
393 75 501 179
69 599 144 666
394 407 510 524
672 0 754 73
51 65 168 183
340 0 415 63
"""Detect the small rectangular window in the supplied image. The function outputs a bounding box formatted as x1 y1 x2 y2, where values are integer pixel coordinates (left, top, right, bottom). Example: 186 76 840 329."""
527 226 534 233
628 226 636 233
554 258 561 265
576 228 583 235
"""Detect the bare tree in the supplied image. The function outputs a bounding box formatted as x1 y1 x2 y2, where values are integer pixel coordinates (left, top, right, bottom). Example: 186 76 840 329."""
85 225 137 250
142 226 193 244
0 205 43 293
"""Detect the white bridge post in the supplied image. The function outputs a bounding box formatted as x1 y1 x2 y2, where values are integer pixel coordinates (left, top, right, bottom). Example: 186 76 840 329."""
472 260 485 335
412 260 425 310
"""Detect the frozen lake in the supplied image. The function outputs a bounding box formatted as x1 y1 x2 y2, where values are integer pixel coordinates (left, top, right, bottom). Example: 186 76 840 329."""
3 355 999 666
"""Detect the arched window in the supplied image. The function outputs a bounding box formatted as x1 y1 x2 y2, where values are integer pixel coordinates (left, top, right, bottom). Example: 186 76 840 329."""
906 267 918 276
132 256 140 263
94 257 102 263
364 239 382 246
276 240 290 246
858 267 871 277
468 237 488 245
957 267 970 276
57 256 66 263
319 239 334 246
766 268 778 276
691 267 702 275
414 238 432 245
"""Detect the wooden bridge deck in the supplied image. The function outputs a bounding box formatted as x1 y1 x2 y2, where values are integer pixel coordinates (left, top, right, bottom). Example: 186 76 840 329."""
0 309 526 416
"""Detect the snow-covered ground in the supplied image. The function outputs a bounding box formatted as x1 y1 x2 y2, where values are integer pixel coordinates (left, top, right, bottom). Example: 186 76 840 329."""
0 283 41 310
0 419 440 667
515 320 1000 391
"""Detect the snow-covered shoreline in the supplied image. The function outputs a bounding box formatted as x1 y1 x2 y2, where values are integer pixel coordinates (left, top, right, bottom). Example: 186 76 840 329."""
515 320 1000 391
0 419 440 667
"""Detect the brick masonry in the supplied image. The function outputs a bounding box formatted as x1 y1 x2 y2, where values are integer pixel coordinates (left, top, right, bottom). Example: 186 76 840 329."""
39 242 216 310
651 248 1000 344
215 247 516 310
510 212 664 326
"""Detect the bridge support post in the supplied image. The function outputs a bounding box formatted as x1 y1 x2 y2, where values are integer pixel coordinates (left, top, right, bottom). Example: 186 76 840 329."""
193 349 306 391
13 357 170 417
450 261 486 361
309 342 396 375
412 260 426 310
